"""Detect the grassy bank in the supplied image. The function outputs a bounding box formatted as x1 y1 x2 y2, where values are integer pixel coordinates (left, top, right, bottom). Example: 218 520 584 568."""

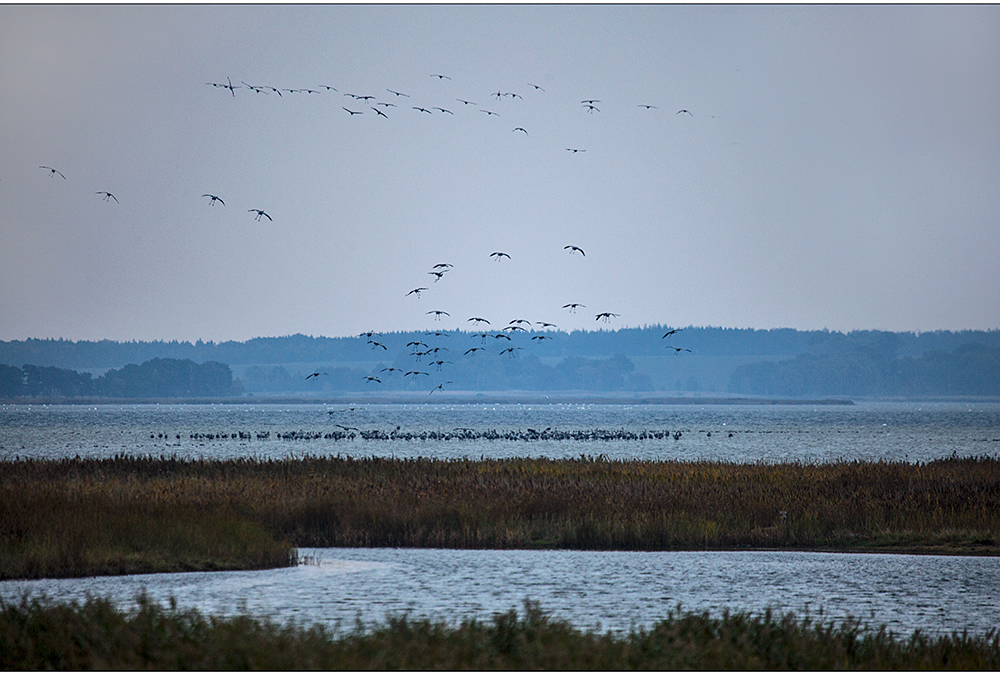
1 594 997 669
2 455 999 580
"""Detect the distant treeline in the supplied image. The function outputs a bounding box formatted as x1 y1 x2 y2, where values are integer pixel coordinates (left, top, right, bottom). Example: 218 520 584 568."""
3 327 999 370
0 358 240 399
731 334 1000 397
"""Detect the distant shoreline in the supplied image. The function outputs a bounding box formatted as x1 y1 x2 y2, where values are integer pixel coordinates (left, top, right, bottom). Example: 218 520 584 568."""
1 394 858 405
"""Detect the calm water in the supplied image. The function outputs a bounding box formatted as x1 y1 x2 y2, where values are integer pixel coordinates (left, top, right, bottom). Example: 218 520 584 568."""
2 548 998 637
2 401 999 463
3 401 999 636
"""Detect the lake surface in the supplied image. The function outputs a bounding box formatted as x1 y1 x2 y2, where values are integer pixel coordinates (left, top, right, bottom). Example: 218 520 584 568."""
2 548 998 638
2 401 999 464
3 401 999 637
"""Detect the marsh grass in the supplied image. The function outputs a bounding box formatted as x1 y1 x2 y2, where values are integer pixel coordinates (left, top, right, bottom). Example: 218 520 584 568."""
2 454 999 579
1 594 997 669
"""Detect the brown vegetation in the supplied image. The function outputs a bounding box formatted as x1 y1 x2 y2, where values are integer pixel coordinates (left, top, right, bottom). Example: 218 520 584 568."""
2 454 999 580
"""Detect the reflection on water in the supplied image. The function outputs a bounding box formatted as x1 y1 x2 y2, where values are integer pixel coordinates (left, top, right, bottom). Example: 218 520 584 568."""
2 401 999 463
2 548 998 637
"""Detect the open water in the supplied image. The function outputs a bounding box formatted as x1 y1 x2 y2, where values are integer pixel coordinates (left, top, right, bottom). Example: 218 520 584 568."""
2 401 999 636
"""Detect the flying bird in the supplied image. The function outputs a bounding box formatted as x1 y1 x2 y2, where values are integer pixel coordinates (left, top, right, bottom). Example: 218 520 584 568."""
387 89 409 97
430 74 452 80
465 347 484 355
536 322 557 328
248 209 272 221
96 191 119 203
406 288 428 297
433 107 454 114
480 109 500 116
456 98 477 105
581 99 600 104
490 251 511 261
370 341 387 350
202 194 224 206
662 329 682 339
513 127 528 134
638 104 658 109
343 107 363 115
562 303 585 313
405 371 429 378
206 77 239 96
666 345 692 353
430 381 453 394
676 109 693 116
468 317 491 326
595 312 620 323
305 372 328 380
532 335 553 341
566 148 585 153
428 270 448 282
583 104 600 113
509 319 531 325
363 376 382 383
564 245 585 256
528 83 545 91
39 166 66 179
412 106 432 114
432 263 453 269
371 107 388 118
427 310 450 320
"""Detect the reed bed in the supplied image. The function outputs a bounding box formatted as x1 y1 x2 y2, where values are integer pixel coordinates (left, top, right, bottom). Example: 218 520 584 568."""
2 454 999 579
1 594 997 669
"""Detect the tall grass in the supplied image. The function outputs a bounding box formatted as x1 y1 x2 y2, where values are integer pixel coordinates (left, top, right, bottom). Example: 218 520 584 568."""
1 594 997 669
2 454 999 579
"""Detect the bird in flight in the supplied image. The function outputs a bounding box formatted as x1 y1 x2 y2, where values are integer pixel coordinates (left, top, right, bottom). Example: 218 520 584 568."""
566 148 585 153
468 317 490 326
433 107 454 115
432 263 453 269
563 303 585 313
305 372 328 380
509 318 531 325
676 109 693 116
207 77 239 96
387 89 409 97
431 74 452 80
320 85 338 91
371 107 388 118
532 335 553 341
528 83 545 91
39 166 66 179
96 191 119 203
638 104 658 109
464 347 484 355
343 107 363 115
595 312 620 323
456 98 477 106
406 288 428 298
662 328 682 339
363 376 382 383
480 109 500 117
413 106 432 114
242 81 268 94
430 381 453 394
490 251 511 261
427 310 450 320
428 270 448 283
248 209 272 221
405 371 429 378
513 127 528 135
666 345 692 353
536 321 557 329
564 245 585 256
583 104 600 113
202 194 224 206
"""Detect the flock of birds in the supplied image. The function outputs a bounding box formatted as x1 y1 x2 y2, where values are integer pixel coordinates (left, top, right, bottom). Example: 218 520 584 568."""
207 71 696 394
28 70 694 396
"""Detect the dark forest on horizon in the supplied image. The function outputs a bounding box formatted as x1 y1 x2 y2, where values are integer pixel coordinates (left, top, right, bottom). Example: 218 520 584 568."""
2 327 999 398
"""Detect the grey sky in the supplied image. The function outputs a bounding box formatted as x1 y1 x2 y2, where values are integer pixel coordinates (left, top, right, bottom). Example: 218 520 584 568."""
2 4 998 342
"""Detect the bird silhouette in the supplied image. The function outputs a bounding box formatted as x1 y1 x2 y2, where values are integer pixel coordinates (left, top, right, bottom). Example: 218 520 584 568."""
363 376 382 383
428 270 447 282
207 77 239 96
536 321 557 328
638 104 658 109
305 372 328 380
564 245 585 256
465 347 485 355
39 166 66 179
666 345 692 353
528 83 545 91
468 317 491 326
406 288 428 297
583 104 600 113
387 89 409 97
566 148 585 153
676 109 693 116
480 109 500 117
563 303 585 313
456 98 477 106
430 381 453 394
371 107 388 118
490 251 511 261
433 107 454 114
202 194 224 206
343 107 363 115
249 209 272 221
96 191 119 203
513 127 528 134
432 263 453 269
662 328 682 339
413 106 432 114
581 99 600 104
430 74 451 80
595 312 620 323
427 310 450 320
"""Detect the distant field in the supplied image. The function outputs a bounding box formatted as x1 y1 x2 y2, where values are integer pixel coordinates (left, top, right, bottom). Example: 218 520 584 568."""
2 455 998 581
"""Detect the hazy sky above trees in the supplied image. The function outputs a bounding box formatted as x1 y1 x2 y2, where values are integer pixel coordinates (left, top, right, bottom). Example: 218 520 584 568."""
2 4 998 342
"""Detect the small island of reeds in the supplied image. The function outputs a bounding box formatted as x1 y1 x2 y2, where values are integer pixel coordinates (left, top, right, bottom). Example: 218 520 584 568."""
2 454 999 580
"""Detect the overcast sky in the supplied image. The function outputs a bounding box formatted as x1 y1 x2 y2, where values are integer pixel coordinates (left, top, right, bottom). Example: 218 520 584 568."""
2 4 999 343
